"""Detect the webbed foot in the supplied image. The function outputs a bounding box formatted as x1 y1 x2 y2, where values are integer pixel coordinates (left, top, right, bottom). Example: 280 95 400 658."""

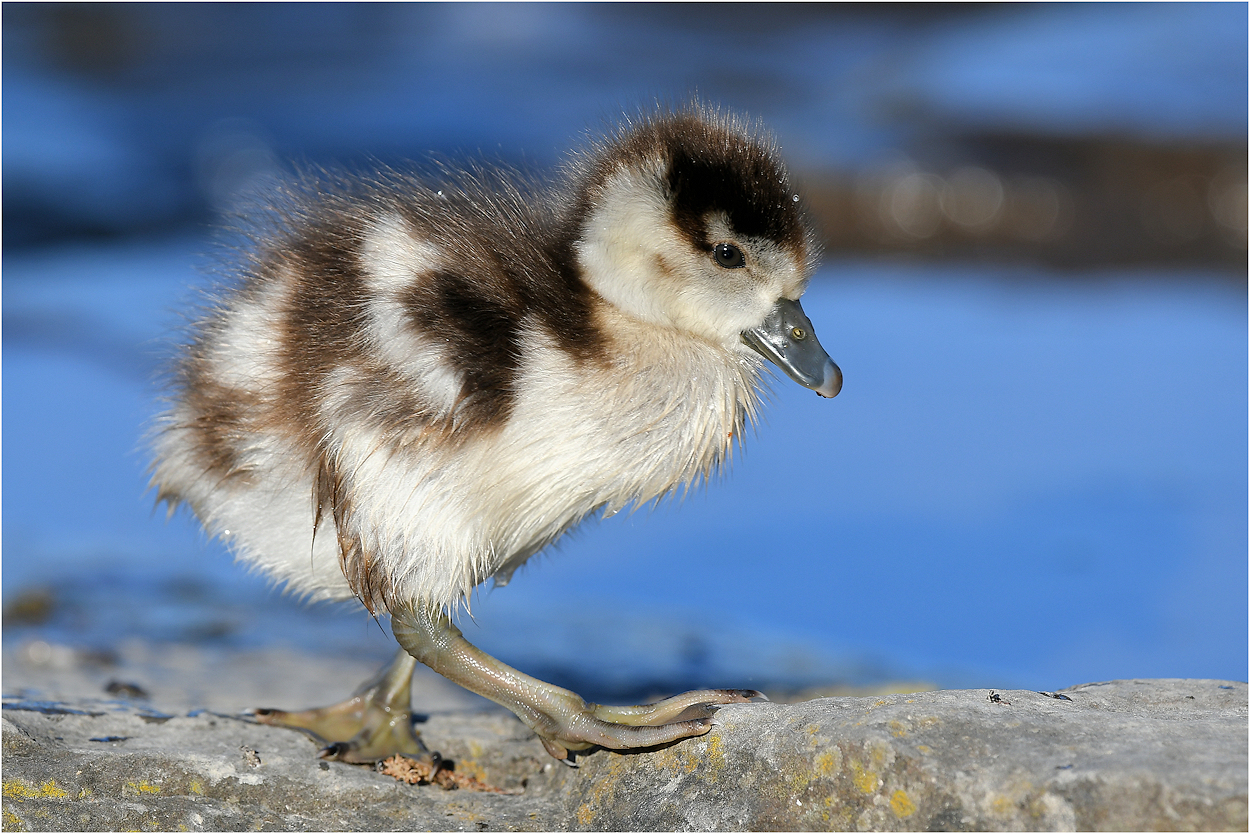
535 687 767 761
391 604 765 762
253 649 433 764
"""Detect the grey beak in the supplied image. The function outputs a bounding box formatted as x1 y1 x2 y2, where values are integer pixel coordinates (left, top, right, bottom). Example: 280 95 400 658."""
741 298 842 398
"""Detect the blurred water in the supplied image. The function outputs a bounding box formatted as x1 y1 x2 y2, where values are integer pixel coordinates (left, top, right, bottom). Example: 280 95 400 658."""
4 4 1244 241
3 3 1246 697
874 2 1248 141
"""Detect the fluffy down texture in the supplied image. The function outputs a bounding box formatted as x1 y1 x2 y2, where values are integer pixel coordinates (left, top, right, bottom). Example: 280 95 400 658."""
150 105 817 615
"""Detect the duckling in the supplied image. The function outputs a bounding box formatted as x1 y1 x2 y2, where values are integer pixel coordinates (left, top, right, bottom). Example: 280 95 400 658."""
150 104 841 764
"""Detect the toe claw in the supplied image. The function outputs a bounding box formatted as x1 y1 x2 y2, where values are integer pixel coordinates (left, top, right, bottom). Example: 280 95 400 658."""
542 740 572 765
541 737 575 763
318 742 351 760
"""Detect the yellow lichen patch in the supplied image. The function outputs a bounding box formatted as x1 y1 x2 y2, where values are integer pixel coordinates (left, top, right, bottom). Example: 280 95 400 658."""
768 745 835 804
704 734 726 779
122 781 161 796
849 760 879 794
782 767 813 798
888 720 907 738
575 755 628 824
75 788 92 800
890 789 917 818
650 744 699 777
815 749 841 778
916 745 932 755
3 807 26 831
3 780 68 800
189 780 203 795
645 733 727 783
576 804 594 826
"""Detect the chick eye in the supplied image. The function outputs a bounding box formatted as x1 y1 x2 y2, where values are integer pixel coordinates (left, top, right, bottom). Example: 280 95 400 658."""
713 242 745 269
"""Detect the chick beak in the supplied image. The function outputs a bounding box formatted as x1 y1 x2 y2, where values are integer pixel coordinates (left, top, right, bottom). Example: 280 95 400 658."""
741 298 842 398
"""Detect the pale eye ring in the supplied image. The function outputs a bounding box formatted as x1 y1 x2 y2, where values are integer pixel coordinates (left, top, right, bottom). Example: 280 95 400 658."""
713 242 746 269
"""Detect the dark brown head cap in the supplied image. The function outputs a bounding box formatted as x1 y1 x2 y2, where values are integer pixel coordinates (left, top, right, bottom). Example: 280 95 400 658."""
568 103 816 269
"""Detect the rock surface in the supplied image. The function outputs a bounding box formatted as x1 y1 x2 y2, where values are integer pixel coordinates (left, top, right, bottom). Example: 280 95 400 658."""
3 660 1245 832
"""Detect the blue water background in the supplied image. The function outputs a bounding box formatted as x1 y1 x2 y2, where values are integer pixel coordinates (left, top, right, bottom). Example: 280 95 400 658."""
4 4 1246 695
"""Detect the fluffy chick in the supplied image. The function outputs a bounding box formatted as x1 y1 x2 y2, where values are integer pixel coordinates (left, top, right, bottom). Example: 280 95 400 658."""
151 104 840 763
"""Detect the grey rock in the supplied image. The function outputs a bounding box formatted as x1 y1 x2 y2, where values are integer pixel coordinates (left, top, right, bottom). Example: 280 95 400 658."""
3 672 1245 831
555 680 1248 831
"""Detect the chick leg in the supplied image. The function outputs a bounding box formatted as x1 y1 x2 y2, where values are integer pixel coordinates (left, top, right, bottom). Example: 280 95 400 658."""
253 648 433 764
392 604 763 762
